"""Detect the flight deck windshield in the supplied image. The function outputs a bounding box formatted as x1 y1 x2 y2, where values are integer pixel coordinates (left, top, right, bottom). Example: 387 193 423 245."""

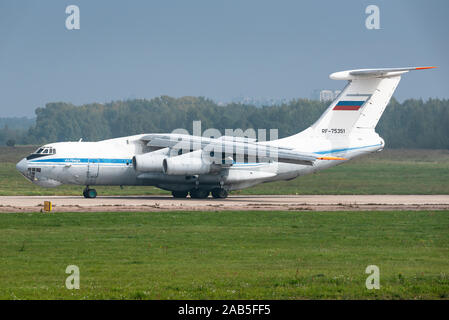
26 146 56 160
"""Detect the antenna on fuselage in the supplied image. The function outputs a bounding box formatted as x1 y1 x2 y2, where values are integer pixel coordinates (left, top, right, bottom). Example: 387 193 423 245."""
78 138 83 142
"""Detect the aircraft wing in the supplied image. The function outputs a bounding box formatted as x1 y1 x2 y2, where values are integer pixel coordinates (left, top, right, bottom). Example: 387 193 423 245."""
140 134 345 166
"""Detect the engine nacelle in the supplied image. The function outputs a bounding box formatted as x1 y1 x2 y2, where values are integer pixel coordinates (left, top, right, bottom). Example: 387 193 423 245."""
133 149 169 172
162 150 220 175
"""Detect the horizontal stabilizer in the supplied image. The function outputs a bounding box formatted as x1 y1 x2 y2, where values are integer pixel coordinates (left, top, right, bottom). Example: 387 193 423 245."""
330 66 436 80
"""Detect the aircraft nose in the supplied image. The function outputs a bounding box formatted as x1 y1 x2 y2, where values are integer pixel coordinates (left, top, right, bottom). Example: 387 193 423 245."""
16 158 28 174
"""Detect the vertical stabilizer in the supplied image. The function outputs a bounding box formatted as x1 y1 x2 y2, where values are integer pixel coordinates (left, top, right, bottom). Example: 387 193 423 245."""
310 67 435 136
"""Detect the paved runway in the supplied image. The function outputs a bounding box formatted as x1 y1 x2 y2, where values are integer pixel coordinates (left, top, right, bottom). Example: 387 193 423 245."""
1 195 449 212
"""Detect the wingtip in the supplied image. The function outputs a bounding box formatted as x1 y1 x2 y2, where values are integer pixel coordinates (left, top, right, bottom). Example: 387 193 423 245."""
317 156 347 161
415 66 437 70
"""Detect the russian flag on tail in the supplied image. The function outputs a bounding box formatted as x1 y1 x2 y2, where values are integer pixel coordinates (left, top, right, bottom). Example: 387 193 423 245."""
333 100 365 111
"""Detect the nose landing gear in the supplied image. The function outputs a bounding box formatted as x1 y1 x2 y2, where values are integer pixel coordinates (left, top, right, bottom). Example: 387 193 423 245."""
83 186 97 198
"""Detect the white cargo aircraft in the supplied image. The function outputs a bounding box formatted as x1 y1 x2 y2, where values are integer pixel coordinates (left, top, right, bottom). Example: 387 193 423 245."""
16 67 434 199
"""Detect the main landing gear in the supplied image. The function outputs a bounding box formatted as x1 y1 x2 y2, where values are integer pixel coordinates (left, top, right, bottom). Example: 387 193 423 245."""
171 190 188 198
171 188 228 199
189 189 210 199
211 188 228 199
83 186 97 198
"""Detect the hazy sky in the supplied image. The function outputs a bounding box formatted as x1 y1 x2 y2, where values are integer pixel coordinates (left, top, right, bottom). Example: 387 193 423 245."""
0 0 447 117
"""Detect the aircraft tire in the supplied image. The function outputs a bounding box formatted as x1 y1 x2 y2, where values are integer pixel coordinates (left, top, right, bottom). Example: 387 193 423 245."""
211 188 228 199
85 188 97 198
172 190 188 198
190 189 210 199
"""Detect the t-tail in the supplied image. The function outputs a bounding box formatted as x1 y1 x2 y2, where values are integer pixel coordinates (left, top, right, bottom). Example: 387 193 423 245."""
273 66 435 156
311 66 436 137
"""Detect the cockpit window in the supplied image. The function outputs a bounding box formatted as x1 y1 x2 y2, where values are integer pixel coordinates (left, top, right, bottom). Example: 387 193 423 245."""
39 147 55 154
26 146 56 160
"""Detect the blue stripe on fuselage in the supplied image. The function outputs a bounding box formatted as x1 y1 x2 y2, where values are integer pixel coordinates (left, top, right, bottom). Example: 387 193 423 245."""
30 158 132 164
28 144 382 166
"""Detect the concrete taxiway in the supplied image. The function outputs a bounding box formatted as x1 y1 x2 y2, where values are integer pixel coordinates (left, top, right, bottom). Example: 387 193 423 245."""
1 195 448 212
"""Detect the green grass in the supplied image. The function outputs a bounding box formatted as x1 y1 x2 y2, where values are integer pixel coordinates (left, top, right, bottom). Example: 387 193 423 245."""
1 146 449 195
0 210 448 299
239 149 449 195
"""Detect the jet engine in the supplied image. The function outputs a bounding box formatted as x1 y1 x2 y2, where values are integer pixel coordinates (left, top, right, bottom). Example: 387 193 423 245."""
132 148 169 172
162 150 221 175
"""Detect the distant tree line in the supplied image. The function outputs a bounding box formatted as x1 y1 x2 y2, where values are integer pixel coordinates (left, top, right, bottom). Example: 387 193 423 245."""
1 96 448 149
